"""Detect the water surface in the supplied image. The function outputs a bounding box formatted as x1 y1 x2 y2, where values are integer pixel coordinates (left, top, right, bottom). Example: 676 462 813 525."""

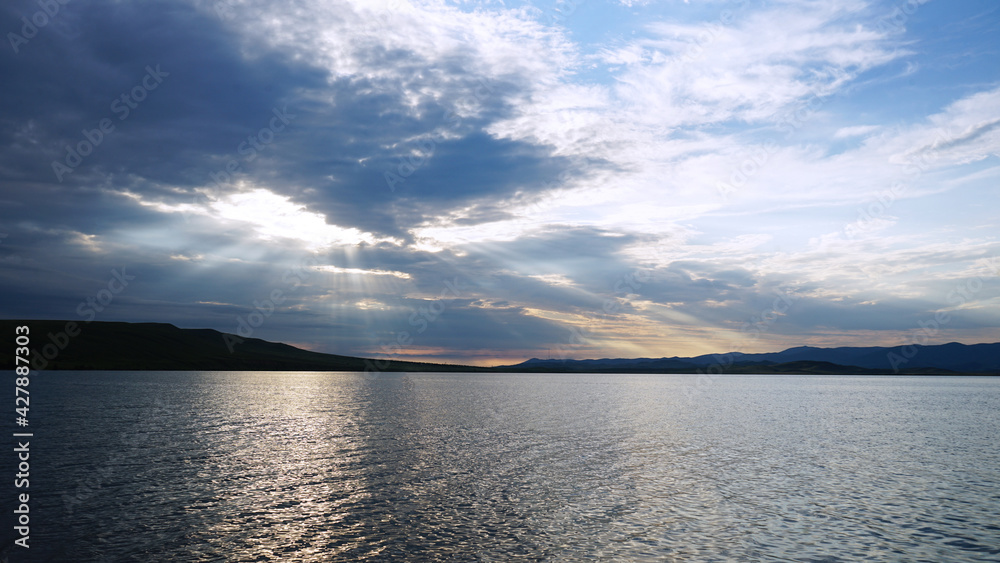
5 372 999 561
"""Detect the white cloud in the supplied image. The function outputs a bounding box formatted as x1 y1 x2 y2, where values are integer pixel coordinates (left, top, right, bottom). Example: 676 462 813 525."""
897 87 1000 167
125 186 397 251
601 2 899 127
210 189 393 249
314 265 412 279
834 124 880 138
208 0 579 127
211 1 995 263
188 0 1000 353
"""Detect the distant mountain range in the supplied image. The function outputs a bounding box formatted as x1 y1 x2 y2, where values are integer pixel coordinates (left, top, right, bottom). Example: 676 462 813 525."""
2 320 997 374
501 342 1000 374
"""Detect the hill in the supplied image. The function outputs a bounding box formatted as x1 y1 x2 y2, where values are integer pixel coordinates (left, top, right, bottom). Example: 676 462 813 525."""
0 320 486 372
2 320 996 374
502 341 1000 375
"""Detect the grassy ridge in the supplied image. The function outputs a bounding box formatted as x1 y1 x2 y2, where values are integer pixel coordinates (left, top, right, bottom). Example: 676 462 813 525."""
0 320 487 372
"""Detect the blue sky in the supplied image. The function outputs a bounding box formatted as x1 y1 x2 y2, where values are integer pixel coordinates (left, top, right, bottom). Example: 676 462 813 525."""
1 0 998 365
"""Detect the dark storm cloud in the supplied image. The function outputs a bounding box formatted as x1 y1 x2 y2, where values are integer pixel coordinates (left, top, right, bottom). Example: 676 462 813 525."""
0 0 324 189
4 0 995 362
0 0 600 343
232 70 592 240
1 0 579 241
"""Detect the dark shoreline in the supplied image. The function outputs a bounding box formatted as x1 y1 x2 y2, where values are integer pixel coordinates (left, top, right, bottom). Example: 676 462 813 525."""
2 320 997 375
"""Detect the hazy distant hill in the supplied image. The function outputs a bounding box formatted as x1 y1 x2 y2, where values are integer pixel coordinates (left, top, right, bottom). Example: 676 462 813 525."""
505 341 1000 374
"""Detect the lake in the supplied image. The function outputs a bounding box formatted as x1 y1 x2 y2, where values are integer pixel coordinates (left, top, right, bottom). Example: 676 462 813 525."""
4 372 999 561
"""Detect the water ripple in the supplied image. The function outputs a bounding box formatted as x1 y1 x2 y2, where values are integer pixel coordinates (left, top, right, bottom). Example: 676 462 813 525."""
8 372 1000 562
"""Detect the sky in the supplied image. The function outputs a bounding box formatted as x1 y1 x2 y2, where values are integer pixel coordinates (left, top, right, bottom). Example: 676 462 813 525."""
1 0 998 366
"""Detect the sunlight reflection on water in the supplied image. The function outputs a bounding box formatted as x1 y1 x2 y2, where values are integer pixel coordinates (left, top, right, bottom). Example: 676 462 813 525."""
15 372 1000 561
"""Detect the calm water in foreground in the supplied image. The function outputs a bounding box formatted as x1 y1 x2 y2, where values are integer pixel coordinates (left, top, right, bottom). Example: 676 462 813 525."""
3 372 999 562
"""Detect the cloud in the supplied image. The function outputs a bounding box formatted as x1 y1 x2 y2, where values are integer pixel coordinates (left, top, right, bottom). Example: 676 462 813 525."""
1 0 999 363
600 1 899 126
834 124 880 138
